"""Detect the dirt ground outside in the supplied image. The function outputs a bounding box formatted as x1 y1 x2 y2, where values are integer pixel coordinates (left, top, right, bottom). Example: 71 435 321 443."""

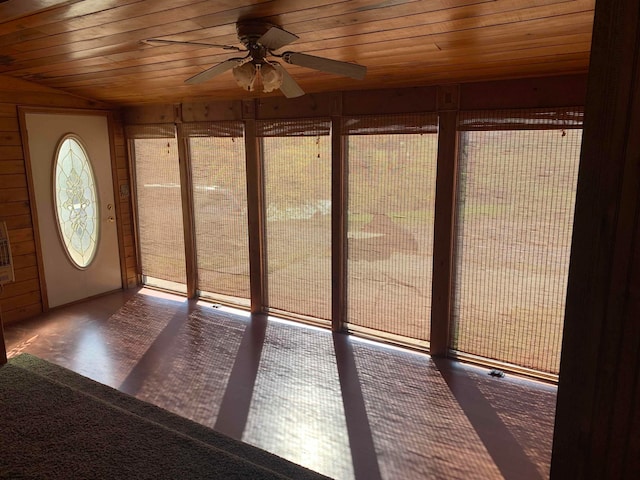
452 129 581 373
132 128 581 375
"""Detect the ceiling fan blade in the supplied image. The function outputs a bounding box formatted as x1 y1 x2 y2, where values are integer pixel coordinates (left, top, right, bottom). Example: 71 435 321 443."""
275 64 305 98
257 26 299 51
283 52 366 80
142 38 242 51
185 59 241 85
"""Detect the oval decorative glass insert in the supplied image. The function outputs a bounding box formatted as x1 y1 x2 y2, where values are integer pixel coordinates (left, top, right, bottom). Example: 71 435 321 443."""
53 135 99 268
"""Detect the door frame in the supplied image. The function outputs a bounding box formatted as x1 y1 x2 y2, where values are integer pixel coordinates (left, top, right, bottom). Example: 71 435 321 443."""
18 107 127 311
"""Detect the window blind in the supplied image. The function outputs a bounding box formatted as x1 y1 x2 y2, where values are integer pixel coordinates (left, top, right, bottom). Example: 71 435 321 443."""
342 112 438 135
258 119 332 322
345 114 438 345
452 108 583 374
185 121 250 306
128 124 187 292
458 107 583 131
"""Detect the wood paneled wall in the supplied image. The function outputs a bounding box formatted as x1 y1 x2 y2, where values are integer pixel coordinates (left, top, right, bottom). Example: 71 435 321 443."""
0 74 137 325
0 100 37 323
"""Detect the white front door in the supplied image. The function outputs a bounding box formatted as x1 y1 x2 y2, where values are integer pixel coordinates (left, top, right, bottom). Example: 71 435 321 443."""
24 112 122 308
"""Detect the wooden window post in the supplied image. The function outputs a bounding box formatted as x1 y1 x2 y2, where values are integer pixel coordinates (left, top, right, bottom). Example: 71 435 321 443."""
243 102 267 314
430 85 460 356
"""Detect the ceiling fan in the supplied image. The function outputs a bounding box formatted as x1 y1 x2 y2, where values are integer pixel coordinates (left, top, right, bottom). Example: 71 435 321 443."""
142 21 367 98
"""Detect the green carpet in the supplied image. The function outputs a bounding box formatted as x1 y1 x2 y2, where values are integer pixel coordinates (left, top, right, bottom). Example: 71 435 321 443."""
0 354 331 479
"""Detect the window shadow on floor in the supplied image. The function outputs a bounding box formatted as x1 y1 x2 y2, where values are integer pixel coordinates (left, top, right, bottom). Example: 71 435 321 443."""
213 313 268 438
332 332 383 480
433 357 547 480
119 297 201 395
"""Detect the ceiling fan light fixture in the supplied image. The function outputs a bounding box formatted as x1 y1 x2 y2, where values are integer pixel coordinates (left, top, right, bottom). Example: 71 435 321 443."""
232 62 257 91
261 62 284 93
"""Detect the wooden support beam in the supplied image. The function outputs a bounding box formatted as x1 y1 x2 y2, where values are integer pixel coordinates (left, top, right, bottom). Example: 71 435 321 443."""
342 86 437 115
256 93 341 119
551 0 640 478
243 113 266 314
181 100 243 122
331 115 346 332
176 123 197 298
430 86 460 356
122 104 179 124
125 139 143 287
459 74 587 110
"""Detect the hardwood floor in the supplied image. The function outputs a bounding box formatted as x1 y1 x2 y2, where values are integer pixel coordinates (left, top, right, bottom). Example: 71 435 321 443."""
3 288 557 480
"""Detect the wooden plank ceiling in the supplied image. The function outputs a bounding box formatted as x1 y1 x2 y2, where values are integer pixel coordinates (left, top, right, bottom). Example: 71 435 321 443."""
0 0 595 106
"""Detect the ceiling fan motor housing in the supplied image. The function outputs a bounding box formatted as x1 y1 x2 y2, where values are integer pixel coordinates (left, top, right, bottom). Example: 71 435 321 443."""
248 43 268 64
237 21 272 47
237 22 275 64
